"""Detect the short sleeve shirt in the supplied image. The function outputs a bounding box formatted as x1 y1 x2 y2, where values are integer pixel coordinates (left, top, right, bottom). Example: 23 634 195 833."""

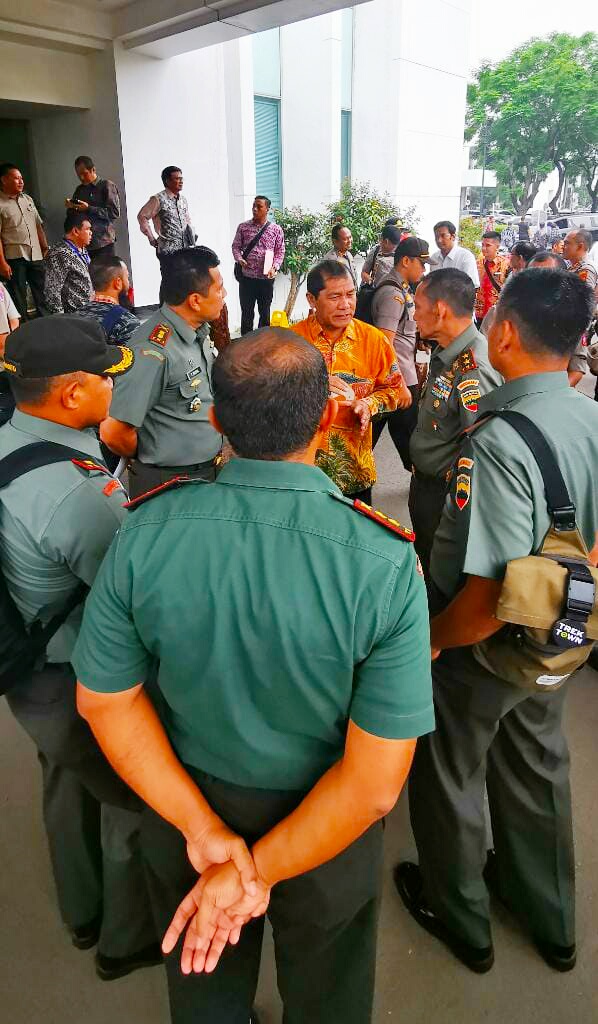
108 304 221 467
73 459 434 791
371 268 418 386
363 247 395 286
0 191 43 261
409 324 502 477
0 410 126 662
0 284 19 333
430 373 598 600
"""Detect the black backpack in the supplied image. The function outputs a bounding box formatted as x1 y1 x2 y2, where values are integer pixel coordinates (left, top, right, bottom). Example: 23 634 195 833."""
355 276 402 326
0 442 92 695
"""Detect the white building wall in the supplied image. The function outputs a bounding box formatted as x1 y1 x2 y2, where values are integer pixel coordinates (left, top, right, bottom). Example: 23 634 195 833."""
280 13 342 209
113 42 235 310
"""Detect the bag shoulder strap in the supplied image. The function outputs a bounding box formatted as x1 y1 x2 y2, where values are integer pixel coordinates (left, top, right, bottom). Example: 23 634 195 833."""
483 259 503 295
0 441 102 489
476 409 576 532
241 222 269 260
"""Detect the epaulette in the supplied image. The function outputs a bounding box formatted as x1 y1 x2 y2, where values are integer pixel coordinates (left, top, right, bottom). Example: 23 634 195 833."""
329 492 415 541
148 323 172 347
124 475 208 511
71 457 111 477
458 347 477 373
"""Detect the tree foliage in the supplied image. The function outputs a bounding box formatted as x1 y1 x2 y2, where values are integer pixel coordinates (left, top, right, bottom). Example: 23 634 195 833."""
466 32 598 215
326 179 418 256
458 217 483 256
272 205 328 316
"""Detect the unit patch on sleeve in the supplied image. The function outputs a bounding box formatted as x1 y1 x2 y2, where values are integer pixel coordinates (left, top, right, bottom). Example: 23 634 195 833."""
455 472 471 511
457 456 474 471
148 323 172 347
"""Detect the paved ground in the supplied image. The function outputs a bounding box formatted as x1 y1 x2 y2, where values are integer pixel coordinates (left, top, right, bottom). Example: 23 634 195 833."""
2 408 598 1024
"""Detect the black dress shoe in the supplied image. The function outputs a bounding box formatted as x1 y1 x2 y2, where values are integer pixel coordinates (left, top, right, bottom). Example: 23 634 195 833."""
394 862 494 974
484 849 576 972
69 913 102 950
95 941 164 981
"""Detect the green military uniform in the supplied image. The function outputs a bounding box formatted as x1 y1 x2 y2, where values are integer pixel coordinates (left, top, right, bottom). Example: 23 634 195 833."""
408 323 501 576
73 459 434 1024
0 410 155 955
410 372 598 952
109 304 222 498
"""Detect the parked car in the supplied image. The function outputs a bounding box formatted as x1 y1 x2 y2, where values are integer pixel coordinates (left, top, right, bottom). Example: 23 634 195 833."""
553 213 598 242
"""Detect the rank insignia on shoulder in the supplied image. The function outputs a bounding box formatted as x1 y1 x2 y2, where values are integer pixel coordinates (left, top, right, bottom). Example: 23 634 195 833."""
148 323 171 347
71 458 110 476
458 348 478 373
124 475 208 511
329 491 415 540
353 499 415 540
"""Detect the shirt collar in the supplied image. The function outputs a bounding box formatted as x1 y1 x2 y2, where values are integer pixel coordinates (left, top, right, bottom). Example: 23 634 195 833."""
478 371 570 413
9 409 102 458
310 315 357 345
216 458 341 494
436 323 480 366
161 304 205 346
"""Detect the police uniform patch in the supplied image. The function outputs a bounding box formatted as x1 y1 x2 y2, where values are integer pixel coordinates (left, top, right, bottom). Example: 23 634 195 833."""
455 472 471 511
458 456 474 471
149 323 172 347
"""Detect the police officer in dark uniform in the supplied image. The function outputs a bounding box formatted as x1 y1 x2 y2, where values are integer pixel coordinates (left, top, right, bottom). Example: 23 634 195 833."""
101 246 226 498
396 270 596 975
408 268 501 577
74 329 434 1024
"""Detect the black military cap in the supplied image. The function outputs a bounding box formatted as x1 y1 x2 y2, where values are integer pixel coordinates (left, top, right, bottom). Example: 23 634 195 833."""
395 237 430 263
4 315 134 379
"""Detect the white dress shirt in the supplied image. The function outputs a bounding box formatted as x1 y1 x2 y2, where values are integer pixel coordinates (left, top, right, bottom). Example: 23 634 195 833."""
429 243 480 287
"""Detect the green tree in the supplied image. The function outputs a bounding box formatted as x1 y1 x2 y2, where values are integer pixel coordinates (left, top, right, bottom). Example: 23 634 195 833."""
458 217 482 256
466 32 598 216
273 206 328 317
326 179 418 257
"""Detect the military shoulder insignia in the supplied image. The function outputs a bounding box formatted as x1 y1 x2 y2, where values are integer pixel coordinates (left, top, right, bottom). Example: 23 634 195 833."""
148 323 172 347
124 475 208 511
71 457 111 477
458 347 478 373
329 492 415 541
455 472 471 511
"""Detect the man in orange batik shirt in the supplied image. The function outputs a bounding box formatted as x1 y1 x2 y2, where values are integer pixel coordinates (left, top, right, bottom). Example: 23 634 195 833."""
292 260 411 503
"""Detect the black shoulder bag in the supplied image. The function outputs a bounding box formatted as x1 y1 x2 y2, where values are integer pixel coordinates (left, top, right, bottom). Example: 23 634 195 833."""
234 223 270 282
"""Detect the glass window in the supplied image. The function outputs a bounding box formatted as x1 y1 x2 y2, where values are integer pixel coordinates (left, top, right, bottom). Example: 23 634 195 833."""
254 96 282 209
253 28 281 98
341 109 352 184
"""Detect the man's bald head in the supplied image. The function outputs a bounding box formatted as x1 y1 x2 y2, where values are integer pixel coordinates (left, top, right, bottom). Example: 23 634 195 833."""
212 328 329 459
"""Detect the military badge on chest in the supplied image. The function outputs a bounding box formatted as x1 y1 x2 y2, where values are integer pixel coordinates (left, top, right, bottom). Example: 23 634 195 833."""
429 372 454 410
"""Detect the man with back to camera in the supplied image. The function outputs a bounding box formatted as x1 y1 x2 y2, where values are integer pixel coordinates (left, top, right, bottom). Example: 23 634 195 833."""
74 327 434 1024
100 246 225 498
291 260 411 503
44 209 94 315
371 237 430 469
409 268 502 578
68 155 120 263
0 162 49 318
232 195 285 334
397 270 596 977
0 317 159 979
74 254 140 345
527 251 588 388
429 220 480 287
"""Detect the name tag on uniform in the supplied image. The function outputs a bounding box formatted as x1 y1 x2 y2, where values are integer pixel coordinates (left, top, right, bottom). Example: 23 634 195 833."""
186 365 202 383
